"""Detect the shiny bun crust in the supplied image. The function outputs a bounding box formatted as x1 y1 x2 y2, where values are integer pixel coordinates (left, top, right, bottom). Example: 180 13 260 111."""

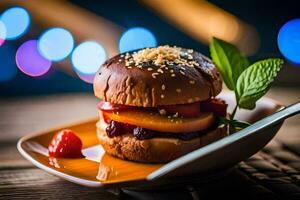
96 120 227 163
94 46 222 107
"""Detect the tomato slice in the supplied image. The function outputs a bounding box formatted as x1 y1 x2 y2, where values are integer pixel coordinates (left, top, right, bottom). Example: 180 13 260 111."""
98 98 227 118
97 101 131 111
159 102 201 118
201 98 227 117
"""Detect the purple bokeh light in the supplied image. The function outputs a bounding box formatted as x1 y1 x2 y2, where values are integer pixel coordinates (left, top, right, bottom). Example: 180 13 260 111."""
0 20 6 46
75 70 95 84
16 40 52 77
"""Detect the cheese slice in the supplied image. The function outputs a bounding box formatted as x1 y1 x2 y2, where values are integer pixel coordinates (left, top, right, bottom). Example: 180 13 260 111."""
102 109 215 133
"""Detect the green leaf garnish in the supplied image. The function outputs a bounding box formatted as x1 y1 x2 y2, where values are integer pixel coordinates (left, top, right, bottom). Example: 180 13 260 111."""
210 37 284 133
210 37 249 90
236 58 283 109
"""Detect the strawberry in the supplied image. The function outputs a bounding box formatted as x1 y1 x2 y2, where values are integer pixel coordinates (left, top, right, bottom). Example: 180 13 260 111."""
48 129 84 158
160 102 201 117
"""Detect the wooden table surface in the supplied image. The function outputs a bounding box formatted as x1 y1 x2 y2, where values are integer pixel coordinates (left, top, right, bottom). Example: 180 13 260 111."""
1 87 300 199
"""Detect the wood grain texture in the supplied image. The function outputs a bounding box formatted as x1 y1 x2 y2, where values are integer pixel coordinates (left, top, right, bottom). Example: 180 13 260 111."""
0 87 300 199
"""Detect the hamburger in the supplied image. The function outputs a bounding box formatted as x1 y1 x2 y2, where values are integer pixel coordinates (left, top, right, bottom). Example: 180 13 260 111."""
93 45 228 163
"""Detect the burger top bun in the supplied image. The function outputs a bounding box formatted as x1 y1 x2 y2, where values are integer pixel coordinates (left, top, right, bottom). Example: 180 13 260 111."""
94 45 222 107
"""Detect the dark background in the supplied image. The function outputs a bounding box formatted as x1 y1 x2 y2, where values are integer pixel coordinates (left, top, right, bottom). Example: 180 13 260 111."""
0 0 299 96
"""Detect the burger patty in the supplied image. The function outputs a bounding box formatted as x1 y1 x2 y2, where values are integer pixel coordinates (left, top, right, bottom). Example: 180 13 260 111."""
105 120 221 141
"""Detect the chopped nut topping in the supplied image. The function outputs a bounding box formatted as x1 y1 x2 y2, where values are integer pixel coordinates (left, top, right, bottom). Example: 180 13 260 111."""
132 45 181 66
176 88 182 93
123 45 198 79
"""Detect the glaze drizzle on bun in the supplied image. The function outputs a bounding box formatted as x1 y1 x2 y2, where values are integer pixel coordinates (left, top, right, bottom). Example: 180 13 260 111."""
94 45 222 107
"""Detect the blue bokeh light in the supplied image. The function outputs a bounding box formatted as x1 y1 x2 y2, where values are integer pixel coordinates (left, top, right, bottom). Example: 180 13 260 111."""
71 41 107 84
0 43 17 82
119 27 157 53
38 27 74 61
278 19 300 65
0 7 30 40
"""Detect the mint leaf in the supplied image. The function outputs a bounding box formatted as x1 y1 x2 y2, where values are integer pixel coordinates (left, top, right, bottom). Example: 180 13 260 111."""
210 37 249 90
236 58 283 109
231 120 251 129
218 117 251 133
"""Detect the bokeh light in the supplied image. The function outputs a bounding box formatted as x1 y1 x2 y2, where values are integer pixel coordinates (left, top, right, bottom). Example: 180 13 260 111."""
278 19 300 65
0 7 30 40
0 20 7 46
119 27 157 53
38 27 74 61
0 43 17 82
75 72 96 84
16 40 52 77
71 41 107 84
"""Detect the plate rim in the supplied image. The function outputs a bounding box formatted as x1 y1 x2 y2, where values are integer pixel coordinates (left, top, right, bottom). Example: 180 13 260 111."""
17 92 284 187
17 133 103 187
17 116 103 187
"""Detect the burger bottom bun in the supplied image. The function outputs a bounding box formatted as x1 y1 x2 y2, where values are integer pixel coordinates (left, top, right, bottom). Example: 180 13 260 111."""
96 120 228 163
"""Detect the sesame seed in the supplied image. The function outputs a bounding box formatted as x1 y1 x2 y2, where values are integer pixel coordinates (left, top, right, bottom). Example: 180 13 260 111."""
189 80 195 84
171 73 176 77
152 72 159 79
173 112 179 118
120 55 124 57
180 66 186 70
127 66 132 69
157 68 164 74
176 88 181 93
170 69 174 73
147 67 153 71
159 109 167 115
188 98 194 103
160 94 165 99
180 70 185 75
118 59 122 62
162 84 166 90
